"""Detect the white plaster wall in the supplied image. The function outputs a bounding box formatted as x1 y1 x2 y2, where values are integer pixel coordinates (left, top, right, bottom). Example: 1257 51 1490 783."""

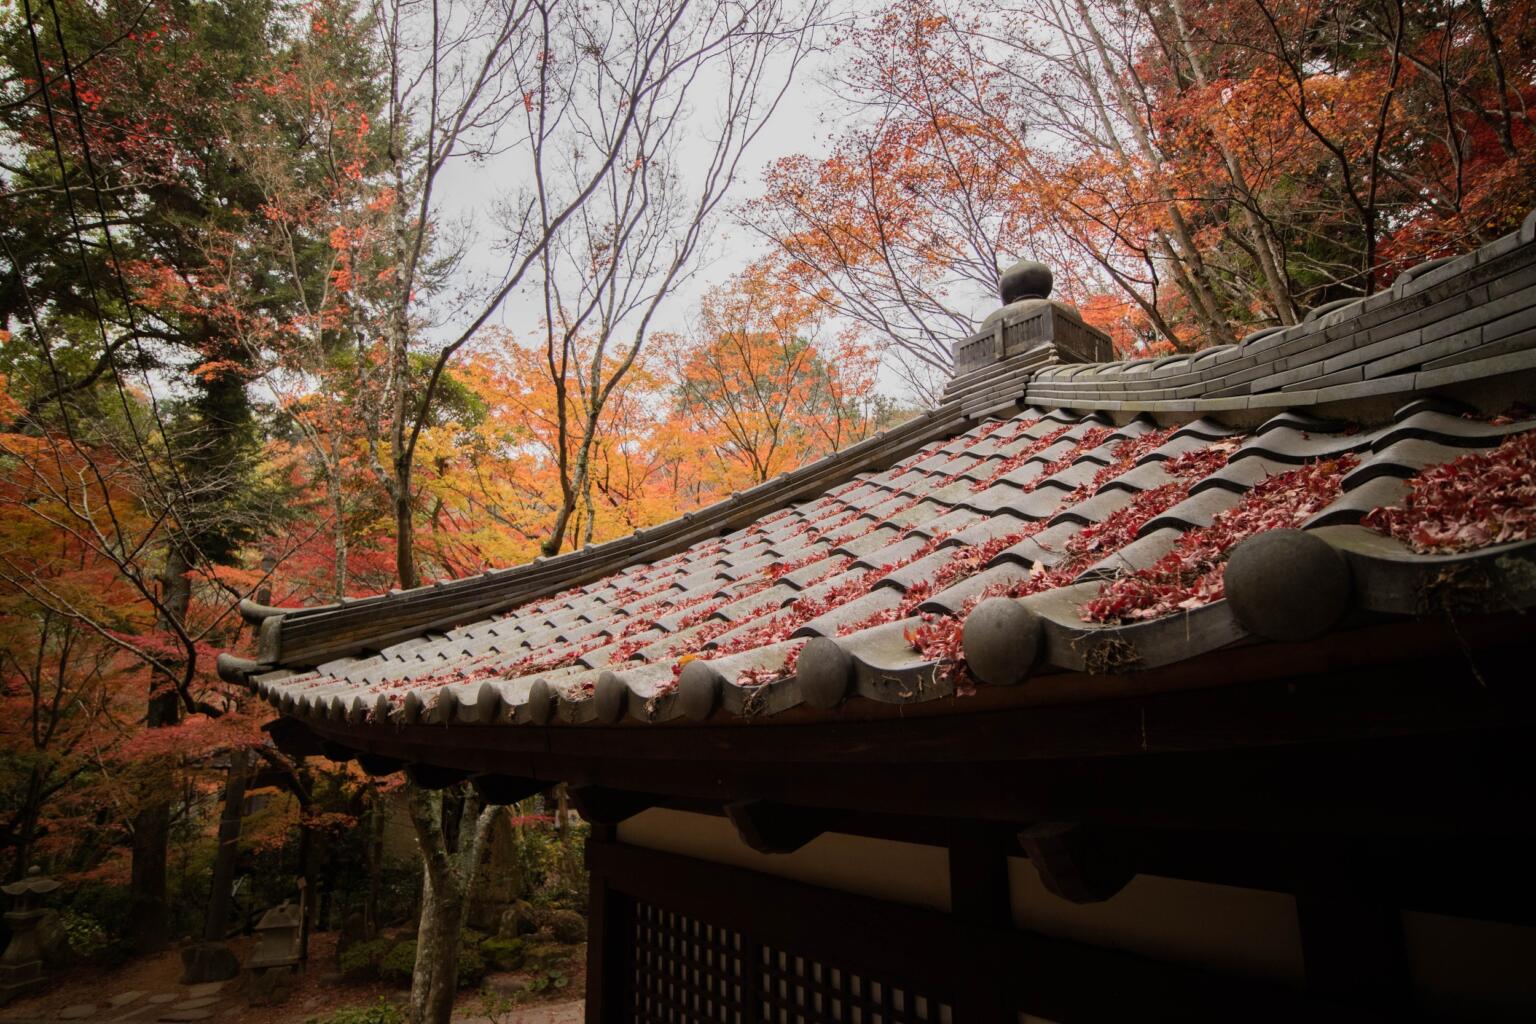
616 808 951 911
1403 910 1536 1020
1008 857 1306 985
615 807 1536 1016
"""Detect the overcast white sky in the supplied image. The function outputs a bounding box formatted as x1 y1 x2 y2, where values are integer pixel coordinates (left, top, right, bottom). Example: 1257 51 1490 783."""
420 23 1007 404
430 44 837 346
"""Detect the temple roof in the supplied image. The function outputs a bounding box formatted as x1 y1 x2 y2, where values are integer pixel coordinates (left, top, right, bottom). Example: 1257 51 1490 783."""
223 211 1536 734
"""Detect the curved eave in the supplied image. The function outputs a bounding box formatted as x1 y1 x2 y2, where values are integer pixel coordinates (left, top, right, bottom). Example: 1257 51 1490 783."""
240 525 1536 732
268 611 1536 836
230 215 1536 699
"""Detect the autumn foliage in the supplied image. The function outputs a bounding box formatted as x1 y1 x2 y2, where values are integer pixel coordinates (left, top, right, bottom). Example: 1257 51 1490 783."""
1 0 1534 979
751 0 1536 389
1363 430 1536 554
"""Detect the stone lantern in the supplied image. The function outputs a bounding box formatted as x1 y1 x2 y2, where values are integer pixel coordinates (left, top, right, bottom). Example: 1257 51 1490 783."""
0 867 61 1006
244 900 302 1006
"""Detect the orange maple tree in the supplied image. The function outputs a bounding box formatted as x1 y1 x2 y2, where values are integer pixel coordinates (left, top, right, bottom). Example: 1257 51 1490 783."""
751 0 1536 376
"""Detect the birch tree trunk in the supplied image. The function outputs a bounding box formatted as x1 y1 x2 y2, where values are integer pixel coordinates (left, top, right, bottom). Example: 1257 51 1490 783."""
406 785 499 1024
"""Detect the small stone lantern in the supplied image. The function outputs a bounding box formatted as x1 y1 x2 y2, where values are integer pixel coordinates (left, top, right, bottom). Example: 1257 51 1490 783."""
244 899 302 1006
0 867 61 1006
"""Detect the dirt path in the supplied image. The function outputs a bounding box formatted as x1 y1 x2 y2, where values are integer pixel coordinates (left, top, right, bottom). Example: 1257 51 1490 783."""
0 935 584 1024
450 1001 583 1024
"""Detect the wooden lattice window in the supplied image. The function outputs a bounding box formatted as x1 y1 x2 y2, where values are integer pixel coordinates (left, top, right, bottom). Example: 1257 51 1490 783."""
758 945 952 1023
626 897 953 1024
632 900 747 1022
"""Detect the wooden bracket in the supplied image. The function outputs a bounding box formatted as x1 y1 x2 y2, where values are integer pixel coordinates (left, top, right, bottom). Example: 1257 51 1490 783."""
568 785 657 826
320 741 356 764
404 763 473 790
1018 822 1133 904
263 718 325 759
725 799 836 854
355 753 404 778
472 775 550 806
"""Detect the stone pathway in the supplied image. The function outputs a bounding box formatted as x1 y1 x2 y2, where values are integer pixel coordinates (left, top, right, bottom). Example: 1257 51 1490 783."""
452 1000 583 1024
54 981 228 1024
179 988 222 1002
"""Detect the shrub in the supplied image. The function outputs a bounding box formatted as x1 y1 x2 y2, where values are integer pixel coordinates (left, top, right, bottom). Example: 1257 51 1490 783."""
481 937 526 972
378 940 417 986
305 997 403 1024
59 910 108 960
523 943 572 973
456 945 487 988
58 882 135 965
368 935 487 989
338 938 392 982
547 909 585 944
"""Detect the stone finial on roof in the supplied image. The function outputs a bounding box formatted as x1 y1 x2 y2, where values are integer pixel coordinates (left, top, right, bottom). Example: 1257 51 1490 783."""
951 259 1111 378
999 259 1052 303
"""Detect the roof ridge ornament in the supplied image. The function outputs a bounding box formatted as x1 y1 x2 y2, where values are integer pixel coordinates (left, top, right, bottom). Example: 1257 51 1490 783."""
948 258 1112 380
999 259 1052 303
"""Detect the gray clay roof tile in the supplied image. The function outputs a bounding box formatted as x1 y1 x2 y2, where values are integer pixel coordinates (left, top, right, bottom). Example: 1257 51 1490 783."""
236 223 1536 731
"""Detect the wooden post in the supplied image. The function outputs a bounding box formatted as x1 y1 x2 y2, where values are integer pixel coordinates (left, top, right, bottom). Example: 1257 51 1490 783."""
1295 875 1410 1014
948 826 1010 1021
585 827 634 1024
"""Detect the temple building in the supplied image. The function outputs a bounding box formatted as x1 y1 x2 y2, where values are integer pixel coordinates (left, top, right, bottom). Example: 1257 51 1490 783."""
221 215 1536 1022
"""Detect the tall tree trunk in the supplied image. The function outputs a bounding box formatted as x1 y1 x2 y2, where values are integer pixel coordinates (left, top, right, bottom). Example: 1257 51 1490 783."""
132 543 190 953
203 749 249 941
1160 0 1299 324
10 765 46 881
405 784 498 1024
542 420 598 556
328 469 348 599
395 473 416 589
367 786 385 934
1068 0 1236 343
410 860 461 1024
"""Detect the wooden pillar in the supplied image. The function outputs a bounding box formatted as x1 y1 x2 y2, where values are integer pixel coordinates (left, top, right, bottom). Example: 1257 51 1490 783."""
585 828 634 1024
1295 875 1410 1015
948 826 1011 1021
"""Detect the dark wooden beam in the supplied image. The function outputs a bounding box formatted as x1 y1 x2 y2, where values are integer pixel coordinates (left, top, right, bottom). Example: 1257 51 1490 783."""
263 717 324 759
304 718 1536 841
1017 822 1134 904
568 785 657 826
320 740 355 763
584 861 632 1024
404 763 472 790
355 752 404 777
658 800 1536 929
587 838 1358 1022
471 775 549 806
724 799 836 854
